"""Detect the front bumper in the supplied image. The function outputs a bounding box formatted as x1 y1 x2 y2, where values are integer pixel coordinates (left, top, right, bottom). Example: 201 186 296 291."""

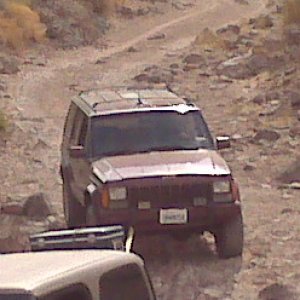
93 202 242 234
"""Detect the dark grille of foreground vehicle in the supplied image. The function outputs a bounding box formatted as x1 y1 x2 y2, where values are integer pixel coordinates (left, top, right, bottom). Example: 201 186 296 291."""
30 226 125 251
128 183 212 208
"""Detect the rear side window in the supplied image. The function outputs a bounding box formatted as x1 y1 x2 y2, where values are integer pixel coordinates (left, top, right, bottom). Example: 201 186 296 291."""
62 103 77 149
70 109 89 147
99 263 151 300
39 284 92 300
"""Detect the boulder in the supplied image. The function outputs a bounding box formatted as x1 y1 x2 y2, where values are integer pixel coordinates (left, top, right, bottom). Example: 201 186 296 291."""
133 73 149 82
249 54 285 74
253 129 280 142
278 160 300 184
258 283 298 300
250 15 274 29
217 62 254 80
22 192 52 220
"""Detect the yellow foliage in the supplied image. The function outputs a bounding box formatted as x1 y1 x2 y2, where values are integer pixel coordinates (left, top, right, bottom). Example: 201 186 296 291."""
0 1 46 49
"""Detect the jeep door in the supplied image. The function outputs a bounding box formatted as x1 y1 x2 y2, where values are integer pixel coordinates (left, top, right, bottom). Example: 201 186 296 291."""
62 105 91 206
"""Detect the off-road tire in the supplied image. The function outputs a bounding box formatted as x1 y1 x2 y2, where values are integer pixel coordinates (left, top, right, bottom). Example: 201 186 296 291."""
214 213 244 259
63 184 85 228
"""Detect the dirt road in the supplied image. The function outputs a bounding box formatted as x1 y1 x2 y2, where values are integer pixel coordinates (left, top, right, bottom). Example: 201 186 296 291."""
2 0 300 299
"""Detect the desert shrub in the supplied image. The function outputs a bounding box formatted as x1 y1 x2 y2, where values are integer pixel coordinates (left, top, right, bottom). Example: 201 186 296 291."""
284 0 300 25
0 0 46 49
32 0 109 48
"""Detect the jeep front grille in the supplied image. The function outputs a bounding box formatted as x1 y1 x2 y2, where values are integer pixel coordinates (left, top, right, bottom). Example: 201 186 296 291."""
128 183 212 208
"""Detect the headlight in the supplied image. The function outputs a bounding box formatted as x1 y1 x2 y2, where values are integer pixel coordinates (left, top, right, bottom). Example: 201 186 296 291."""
109 187 127 200
213 181 231 193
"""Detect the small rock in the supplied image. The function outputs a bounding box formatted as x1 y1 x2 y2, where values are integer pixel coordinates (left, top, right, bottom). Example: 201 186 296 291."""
252 94 265 105
217 24 241 36
253 129 280 142
169 63 179 69
278 162 300 184
22 192 52 220
235 0 248 4
289 125 300 138
265 91 280 101
287 91 300 108
281 208 294 214
95 59 106 64
127 46 138 52
1 203 23 215
297 110 300 121
183 54 204 64
147 33 166 40
133 73 149 82
243 163 256 171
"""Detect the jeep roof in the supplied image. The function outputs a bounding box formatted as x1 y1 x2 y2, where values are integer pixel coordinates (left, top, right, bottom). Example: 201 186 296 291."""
0 250 144 297
73 88 199 116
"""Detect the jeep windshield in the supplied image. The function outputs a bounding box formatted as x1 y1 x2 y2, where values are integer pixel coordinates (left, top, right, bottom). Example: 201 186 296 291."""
91 110 215 158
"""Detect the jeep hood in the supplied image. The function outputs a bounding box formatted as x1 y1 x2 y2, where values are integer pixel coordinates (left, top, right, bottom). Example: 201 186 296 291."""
92 150 231 183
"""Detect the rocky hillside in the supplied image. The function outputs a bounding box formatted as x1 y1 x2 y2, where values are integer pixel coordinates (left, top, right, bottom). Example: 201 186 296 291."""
0 0 299 298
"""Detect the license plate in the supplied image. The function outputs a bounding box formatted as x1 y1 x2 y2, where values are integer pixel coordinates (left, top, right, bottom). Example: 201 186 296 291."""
159 209 188 224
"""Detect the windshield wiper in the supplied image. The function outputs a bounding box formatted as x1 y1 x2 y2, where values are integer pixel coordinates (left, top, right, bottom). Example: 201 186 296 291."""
147 144 200 152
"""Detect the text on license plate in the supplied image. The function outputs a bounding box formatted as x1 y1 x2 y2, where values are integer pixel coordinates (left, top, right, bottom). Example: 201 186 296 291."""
159 208 188 224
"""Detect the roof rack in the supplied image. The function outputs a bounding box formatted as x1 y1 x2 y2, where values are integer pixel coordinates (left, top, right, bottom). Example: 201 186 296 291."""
78 85 183 112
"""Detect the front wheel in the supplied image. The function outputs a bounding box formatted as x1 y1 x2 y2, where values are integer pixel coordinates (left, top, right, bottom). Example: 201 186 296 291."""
214 213 244 259
63 184 85 228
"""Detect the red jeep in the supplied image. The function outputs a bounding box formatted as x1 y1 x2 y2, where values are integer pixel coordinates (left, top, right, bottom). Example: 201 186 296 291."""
61 88 243 258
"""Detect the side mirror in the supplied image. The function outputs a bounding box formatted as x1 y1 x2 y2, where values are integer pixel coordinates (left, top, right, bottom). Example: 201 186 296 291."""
216 136 231 150
69 145 85 158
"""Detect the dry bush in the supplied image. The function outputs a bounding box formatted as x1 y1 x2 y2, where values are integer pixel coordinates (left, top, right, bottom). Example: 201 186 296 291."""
283 0 300 25
193 28 231 51
0 0 46 49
